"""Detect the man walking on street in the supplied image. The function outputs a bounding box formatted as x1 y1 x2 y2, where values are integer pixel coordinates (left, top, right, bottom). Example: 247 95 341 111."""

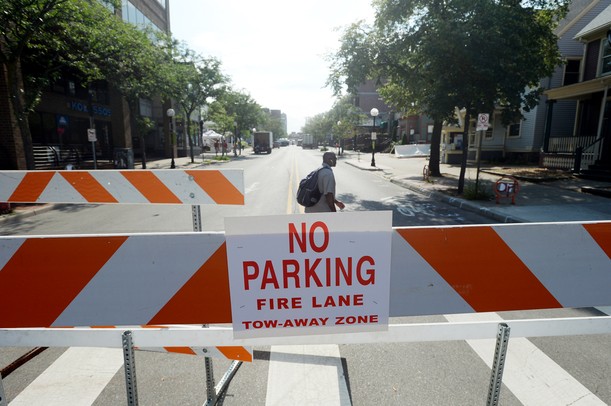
305 152 345 213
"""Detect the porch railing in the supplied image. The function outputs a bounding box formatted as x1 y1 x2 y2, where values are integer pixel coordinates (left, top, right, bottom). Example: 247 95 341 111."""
541 135 598 171
33 145 81 170
575 135 605 172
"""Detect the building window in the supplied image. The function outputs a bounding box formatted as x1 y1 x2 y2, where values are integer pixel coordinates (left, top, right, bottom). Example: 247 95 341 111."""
563 59 581 85
602 40 611 75
139 98 153 117
122 0 162 31
507 122 521 138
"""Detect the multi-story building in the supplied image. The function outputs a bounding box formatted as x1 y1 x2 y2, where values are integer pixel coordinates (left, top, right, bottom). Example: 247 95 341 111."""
353 79 432 151
542 0 611 178
1 0 171 170
440 0 611 169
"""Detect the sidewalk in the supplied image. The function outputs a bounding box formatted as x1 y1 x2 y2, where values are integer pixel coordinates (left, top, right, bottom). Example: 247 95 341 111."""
341 151 611 223
2 150 610 224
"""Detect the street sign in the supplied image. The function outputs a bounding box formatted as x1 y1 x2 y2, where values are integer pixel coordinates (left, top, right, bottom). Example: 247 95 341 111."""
371 132 377 140
476 113 490 131
87 128 97 142
225 212 393 339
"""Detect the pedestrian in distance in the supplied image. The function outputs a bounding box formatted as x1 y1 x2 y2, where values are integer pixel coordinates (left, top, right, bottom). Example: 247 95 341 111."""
305 152 345 213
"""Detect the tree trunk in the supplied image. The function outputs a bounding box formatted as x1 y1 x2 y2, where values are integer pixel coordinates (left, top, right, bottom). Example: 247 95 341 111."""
187 121 194 163
428 119 442 177
457 111 471 194
127 100 140 169
7 58 35 169
141 133 147 169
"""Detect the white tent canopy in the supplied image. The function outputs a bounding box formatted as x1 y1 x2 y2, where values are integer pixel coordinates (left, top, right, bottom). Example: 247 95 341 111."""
201 129 223 140
201 129 233 151
201 130 224 147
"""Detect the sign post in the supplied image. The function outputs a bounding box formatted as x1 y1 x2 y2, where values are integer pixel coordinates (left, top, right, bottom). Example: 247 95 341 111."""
87 128 97 169
475 113 490 195
225 212 393 339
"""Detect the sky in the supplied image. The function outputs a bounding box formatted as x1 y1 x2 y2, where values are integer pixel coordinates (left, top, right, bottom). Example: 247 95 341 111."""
169 0 375 133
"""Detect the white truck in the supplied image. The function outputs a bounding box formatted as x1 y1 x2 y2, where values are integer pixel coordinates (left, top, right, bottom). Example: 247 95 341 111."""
253 131 273 154
302 133 315 149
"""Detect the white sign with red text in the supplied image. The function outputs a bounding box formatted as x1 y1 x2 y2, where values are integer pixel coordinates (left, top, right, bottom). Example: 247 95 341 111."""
225 212 392 338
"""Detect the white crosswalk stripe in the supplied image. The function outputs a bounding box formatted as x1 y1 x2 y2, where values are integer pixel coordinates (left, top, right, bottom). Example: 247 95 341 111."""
9 348 123 406
445 313 605 406
3 314 609 405
266 345 351 406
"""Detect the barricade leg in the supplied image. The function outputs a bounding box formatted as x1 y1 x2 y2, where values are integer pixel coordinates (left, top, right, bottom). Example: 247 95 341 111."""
487 323 510 406
196 204 217 405
195 206 243 405
205 355 216 405
122 331 139 406
215 360 243 402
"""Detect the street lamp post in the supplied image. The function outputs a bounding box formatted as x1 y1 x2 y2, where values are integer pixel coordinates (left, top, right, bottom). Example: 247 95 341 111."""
370 108 379 167
233 121 238 157
166 108 176 169
337 120 342 156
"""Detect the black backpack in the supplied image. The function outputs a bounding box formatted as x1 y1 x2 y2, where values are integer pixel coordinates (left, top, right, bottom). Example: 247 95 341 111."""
296 167 327 207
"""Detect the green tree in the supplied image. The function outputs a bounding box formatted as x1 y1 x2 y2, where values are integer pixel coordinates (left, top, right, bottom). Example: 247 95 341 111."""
265 115 286 139
301 96 365 147
75 22 176 168
1 0 76 169
215 89 265 143
329 0 568 193
302 112 331 145
168 43 228 162
1 0 173 169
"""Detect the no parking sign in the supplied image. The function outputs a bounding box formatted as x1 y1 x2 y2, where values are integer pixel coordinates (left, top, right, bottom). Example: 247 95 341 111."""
476 113 489 131
225 212 393 338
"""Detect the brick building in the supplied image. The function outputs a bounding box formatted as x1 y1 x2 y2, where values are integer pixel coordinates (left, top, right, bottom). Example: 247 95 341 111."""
0 0 171 170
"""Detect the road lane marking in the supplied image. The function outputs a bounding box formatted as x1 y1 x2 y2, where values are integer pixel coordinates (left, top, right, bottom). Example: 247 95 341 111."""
10 347 123 406
445 313 605 405
266 345 351 405
287 150 304 214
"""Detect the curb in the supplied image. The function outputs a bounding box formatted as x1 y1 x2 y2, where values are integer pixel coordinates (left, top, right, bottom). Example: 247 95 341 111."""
343 160 385 171
0 204 56 223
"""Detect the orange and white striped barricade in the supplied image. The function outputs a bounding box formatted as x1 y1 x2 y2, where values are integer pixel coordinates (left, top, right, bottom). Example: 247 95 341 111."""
0 168 248 404
1 221 610 404
1 221 610 328
0 169 244 205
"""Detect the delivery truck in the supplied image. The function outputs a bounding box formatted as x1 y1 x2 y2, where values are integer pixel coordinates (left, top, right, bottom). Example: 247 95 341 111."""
302 133 315 149
253 131 273 154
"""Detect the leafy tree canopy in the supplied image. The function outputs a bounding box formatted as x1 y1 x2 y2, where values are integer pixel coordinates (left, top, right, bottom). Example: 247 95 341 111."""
328 0 569 189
